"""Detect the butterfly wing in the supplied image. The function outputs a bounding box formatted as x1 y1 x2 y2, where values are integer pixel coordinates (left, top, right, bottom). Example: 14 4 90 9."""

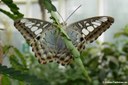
14 18 72 65
14 16 114 65
66 16 114 50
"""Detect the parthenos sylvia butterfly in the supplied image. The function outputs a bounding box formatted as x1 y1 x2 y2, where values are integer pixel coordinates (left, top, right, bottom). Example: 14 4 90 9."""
14 16 114 65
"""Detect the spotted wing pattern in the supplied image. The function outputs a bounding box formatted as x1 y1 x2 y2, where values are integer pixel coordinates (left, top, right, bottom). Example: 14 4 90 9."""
14 16 114 65
67 16 114 42
14 18 73 65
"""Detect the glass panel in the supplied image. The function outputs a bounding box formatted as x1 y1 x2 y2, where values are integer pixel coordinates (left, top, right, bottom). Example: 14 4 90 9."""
104 0 128 41
65 0 98 24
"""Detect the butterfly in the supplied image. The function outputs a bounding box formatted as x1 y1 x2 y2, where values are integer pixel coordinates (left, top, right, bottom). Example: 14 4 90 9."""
14 16 114 65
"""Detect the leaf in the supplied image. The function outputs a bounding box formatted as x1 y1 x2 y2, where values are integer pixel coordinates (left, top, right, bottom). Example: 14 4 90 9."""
12 47 27 67
1 75 11 85
0 8 16 20
9 55 28 71
122 42 128 53
114 32 125 38
108 57 119 69
114 25 128 38
2 45 12 54
1 0 24 20
0 64 50 85
42 0 56 12
87 57 99 70
1 0 13 3
124 25 128 33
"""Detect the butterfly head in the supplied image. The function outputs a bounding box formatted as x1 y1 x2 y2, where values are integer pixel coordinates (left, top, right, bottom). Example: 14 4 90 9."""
60 22 67 29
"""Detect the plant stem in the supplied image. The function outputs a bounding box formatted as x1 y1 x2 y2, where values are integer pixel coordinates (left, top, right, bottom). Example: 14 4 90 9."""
50 11 91 82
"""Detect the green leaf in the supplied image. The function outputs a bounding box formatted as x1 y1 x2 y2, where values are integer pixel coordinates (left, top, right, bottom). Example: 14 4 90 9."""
2 45 13 55
1 0 24 20
1 75 11 85
12 47 27 67
42 0 56 12
122 42 128 53
9 55 28 71
42 0 91 82
114 25 128 38
0 8 16 20
124 25 128 33
0 64 50 85
1 0 13 3
108 57 119 69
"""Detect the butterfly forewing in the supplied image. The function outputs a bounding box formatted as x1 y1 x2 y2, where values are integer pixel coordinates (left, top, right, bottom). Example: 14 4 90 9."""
66 16 114 43
14 19 56 64
14 19 53 42
14 18 73 65
14 16 114 65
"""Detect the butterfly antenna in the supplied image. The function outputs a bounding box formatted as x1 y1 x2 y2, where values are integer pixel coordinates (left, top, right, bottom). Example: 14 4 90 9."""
65 5 81 22
57 11 65 23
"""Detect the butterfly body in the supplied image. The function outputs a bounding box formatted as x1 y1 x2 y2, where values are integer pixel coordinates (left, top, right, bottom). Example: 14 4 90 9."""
14 16 114 65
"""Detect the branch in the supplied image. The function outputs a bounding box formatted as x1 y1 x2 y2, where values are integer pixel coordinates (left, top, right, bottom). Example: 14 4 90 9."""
42 0 91 82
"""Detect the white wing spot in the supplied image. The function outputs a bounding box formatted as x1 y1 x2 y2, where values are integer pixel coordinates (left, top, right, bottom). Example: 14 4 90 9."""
21 19 29 23
39 49 44 55
78 23 83 28
42 54 47 58
86 23 90 26
99 17 108 22
82 34 85 38
35 29 42 35
84 21 87 24
37 24 40 26
31 26 38 31
92 21 101 26
40 22 43 24
87 26 94 32
93 25 98 28
82 28 89 35
43 23 49 28
25 22 34 27
27 25 32 28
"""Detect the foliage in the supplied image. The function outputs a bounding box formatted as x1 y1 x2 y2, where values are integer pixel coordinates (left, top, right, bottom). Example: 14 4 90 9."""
42 0 56 12
41 0 91 81
114 25 128 38
1 46 50 85
0 0 128 85
0 64 49 85
0 0 23 20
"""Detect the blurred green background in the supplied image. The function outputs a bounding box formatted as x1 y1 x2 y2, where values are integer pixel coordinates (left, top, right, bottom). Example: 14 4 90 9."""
0 0 128 85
